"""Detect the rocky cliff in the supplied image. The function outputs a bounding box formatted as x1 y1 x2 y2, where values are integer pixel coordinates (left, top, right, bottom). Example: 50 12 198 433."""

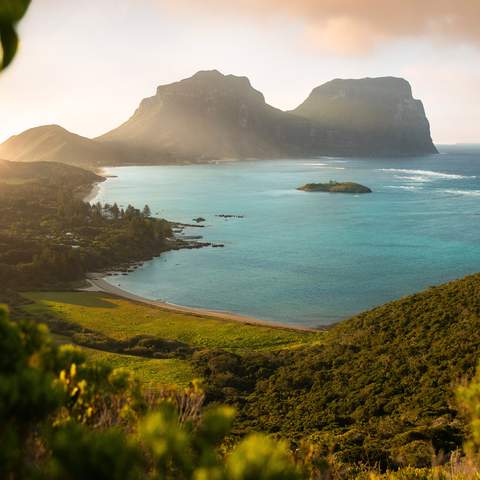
292 77 437 156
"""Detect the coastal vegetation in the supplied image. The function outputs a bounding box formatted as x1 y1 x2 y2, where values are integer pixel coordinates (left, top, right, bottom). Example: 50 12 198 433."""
14 290 319 389
297 181 372 193
0 307 305 479
197 273 480 468
22 291 319 353
4 302 480 479
0 160 174 289
10 271 480 474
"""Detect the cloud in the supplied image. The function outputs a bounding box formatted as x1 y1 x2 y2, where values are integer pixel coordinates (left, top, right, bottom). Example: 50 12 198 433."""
164 0 480 54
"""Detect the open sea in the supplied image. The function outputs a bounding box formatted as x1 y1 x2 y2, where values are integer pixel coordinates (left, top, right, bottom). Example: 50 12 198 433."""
93 145 480 327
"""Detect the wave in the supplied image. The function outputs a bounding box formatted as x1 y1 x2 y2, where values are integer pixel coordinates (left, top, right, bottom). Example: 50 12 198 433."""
303 164 346 170
378 168 474 181
443 189 480 197
385 185 419 191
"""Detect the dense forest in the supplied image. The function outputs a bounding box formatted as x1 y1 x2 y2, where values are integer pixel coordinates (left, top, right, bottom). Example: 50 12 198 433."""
0 160 173 288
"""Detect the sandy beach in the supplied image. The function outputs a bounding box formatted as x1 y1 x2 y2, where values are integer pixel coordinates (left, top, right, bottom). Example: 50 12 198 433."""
82 273 319 333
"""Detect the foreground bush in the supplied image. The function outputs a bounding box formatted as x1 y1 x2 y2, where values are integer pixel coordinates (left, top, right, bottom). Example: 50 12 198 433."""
0 306 302 479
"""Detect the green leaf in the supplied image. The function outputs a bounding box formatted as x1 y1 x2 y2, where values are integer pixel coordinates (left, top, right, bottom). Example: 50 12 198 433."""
0 0 31 23
0 23 18 70
0 1 31 71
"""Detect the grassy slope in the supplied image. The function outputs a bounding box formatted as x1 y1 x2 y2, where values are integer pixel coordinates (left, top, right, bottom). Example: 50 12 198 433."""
81 347 194 387
23 291 320 386
23 291 319 351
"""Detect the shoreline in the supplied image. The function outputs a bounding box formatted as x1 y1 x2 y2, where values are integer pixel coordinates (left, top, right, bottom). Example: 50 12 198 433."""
82 167 109 203
81 273 319 333
79 170 319 333
83 182 101 202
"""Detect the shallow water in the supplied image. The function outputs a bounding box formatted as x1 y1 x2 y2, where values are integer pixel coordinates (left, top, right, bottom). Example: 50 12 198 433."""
94 146 480 327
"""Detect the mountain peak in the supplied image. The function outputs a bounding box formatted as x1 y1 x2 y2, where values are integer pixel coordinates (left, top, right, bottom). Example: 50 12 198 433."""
312 76 413 99
191 69 224 79
156 69 256 95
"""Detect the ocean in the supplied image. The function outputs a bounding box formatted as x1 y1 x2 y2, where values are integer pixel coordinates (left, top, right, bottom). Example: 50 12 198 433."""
93 145 480 327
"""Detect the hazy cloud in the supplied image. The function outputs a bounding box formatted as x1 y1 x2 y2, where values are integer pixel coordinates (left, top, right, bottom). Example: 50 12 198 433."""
166 0 480 54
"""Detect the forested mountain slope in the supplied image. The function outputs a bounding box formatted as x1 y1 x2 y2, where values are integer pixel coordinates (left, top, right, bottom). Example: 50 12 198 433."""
198 273 480 467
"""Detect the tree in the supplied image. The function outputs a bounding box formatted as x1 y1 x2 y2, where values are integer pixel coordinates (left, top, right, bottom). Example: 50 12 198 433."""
111 202 120 220
142 204 151 218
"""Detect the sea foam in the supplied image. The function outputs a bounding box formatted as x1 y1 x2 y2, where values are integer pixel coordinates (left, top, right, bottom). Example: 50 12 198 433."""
443 189 480 197
378 168 474 181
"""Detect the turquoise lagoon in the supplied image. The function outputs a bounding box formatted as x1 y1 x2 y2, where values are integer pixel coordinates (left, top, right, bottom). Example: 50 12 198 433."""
94 146 480 327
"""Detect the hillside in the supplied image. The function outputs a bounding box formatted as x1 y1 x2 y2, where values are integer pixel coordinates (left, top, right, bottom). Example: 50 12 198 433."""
12 270 480 470
0 125 122 168
196 272 480 468
0 158 103 186
0 160 173 289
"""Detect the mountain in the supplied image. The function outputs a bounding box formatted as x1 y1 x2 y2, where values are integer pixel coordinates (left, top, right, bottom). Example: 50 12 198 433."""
0 72 437 165
292 77 437 156
97 70 307 162
0 125 122 168
98 71 436 159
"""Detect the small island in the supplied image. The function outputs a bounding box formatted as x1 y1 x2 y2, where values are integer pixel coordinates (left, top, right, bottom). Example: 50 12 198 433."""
297 181 372 194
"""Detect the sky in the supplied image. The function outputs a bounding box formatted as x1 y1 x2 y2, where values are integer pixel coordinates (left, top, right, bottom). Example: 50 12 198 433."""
1 0 479 144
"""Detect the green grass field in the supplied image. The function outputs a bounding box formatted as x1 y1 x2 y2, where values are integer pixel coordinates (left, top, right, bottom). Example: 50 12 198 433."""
23 291 321 386
24 291 320 351
81 347 194 386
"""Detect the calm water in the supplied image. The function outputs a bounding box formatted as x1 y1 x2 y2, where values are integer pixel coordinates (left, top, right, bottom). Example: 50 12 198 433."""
94 146 480 327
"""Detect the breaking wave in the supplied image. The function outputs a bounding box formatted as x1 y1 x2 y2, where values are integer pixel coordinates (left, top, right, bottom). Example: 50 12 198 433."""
378 168 474 181
385 185 419 191
442 189 480 197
